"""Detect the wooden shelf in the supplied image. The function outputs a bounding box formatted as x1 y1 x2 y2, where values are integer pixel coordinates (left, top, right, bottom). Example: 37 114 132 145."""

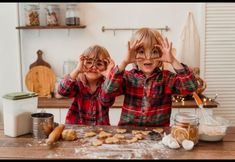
16 25 86 30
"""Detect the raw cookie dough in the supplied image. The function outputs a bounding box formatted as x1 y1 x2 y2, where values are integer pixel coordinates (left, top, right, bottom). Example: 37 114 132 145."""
105 137 120 144
135 133 144 140
113 134 125 139
92 139 103 146
85 131 96 137
126 137 138 144
152 128 164 134
98 131 112 139
116 128 127 134
62 129 77 141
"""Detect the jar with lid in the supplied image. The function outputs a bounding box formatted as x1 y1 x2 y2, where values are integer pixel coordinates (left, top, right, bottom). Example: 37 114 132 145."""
171 112 199 145
24 4 40 26
45 4 60 26
65 4 80 26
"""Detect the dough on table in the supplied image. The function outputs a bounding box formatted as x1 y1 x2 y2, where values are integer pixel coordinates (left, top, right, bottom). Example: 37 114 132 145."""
105 137 120 144
126 137 138 143
98 131 112 139
92 139 103 146
135 133 144 140
85 131 96 137
116 128 127 134
62 129 77 141
113 134 125 139
132 130 150 136
152 128 164 134
132 130 142 135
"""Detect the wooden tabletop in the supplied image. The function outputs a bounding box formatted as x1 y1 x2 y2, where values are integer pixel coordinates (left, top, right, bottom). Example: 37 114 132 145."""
0 123 234 159
38 95 218 109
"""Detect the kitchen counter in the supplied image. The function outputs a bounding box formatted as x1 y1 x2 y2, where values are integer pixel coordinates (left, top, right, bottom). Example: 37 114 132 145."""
0 123 234 159
38 95 218 109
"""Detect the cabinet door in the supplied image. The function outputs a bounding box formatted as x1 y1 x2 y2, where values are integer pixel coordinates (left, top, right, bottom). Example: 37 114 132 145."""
37 108 60 124
60 109 68 124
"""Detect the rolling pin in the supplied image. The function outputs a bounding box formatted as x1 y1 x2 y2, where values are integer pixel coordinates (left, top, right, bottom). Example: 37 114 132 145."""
46 124 65 145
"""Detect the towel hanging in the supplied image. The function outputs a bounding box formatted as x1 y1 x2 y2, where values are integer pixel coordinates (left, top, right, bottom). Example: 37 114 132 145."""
177 12 200 68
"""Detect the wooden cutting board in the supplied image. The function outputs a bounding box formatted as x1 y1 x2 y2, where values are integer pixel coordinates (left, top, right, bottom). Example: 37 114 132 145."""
25 66 56 97
30 50 51 69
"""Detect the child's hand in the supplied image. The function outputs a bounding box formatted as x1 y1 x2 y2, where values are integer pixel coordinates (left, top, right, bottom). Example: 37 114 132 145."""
124 40 143 64
75 54 89 73
98 58 115 78
154 37 175 64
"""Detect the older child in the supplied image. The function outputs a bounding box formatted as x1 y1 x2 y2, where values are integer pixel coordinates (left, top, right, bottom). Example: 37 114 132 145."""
58 45 115 125
102 28 198 127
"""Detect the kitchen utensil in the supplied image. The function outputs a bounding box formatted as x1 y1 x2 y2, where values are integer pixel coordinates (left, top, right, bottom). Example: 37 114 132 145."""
199 116 230 142
31 112 54 139
192 92 219 125
25 66 56 97
30 50 51 69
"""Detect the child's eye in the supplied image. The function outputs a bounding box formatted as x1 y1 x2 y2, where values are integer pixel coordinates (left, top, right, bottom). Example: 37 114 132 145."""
136 49 145 55
86 61 93 64
152 48 161 57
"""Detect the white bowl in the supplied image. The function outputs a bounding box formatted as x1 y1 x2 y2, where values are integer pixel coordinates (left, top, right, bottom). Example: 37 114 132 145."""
199 116 230 142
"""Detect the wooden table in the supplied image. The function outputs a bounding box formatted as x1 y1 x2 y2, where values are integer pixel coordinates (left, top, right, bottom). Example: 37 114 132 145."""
0 123 234 159
38 95 218 109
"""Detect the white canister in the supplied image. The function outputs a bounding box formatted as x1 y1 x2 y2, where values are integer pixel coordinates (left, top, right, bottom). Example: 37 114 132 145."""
2 92 38 137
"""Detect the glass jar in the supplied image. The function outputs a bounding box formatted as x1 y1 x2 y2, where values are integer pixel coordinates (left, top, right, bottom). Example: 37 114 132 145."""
171 112 199 145
45 4 60 26
65 4 80 26
24 4 40 26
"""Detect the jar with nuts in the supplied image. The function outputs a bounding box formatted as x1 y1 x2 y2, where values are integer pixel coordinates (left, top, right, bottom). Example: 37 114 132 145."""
24 4 40 26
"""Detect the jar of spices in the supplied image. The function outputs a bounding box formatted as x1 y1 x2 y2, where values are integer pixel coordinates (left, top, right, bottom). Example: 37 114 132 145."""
45 4 60 26
24 4 40 26
65 4 80 26
171 112 199 145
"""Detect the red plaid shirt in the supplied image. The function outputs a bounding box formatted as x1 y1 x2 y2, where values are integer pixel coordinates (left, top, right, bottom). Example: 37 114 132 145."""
102 64 198 127
58 75 115 125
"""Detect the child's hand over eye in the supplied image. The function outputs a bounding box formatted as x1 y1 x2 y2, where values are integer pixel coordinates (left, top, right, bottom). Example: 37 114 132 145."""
98 58 115 78
124 40 143 64
75 54 89 73
154 37 175 64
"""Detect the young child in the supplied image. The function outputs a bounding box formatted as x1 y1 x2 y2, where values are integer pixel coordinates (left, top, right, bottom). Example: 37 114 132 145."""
102 28 198 127
58 45 115 125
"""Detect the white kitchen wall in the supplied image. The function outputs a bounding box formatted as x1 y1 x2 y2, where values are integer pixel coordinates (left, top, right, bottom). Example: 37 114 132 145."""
18 2 203 90
0 3 21 122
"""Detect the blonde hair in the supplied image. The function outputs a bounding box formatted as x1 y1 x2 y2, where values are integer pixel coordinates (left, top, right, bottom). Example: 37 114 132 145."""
130 28 164 69
83 45 110 60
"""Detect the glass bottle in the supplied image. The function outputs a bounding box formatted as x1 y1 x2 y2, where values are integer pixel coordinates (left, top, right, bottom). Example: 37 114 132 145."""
171 112 199 145
24 4 40 26
65 4 80 26
45 4 60 26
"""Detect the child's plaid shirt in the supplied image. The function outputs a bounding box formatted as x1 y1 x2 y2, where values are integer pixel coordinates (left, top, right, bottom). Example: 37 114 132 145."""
58 75 115 125
101 64 198 127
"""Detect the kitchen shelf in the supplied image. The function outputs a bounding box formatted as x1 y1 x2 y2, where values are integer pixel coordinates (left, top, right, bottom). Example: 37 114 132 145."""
16 25 86 30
